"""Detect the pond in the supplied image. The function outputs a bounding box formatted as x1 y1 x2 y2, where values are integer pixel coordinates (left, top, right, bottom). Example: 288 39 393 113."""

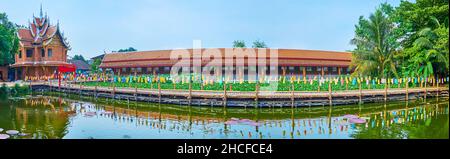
0 94 448 139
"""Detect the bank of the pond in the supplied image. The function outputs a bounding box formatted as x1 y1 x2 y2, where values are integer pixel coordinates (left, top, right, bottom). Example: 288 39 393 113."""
0 83 30 98
28 82 449 108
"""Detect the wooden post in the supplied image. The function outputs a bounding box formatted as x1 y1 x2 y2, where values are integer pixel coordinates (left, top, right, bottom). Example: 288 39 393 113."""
384 79 388 102
424 77 427 101
291 83 295 108
328 80 332 106
158 77 161 103
405 78 409 101
255 81 259 108
358 82 362 104
188 77 192 106
112 71 115 99
223 82 227 108
134 69 138 101
436 75 439 98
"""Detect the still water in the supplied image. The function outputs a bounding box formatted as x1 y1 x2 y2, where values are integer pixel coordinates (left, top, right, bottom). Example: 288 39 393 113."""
0 95 448 139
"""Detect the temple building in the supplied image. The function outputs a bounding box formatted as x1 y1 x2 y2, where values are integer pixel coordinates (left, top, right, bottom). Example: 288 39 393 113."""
100 48 352 80
11 6 71 80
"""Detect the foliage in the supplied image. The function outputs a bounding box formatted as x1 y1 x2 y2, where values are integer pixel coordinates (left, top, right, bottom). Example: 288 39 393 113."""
350 3 400 78
72 54 87 63
0 83 30 98
90 58 102 74
116 47 137 52
350 0 449 78
0 12 20 66
233 40 246 48
252 40 267 48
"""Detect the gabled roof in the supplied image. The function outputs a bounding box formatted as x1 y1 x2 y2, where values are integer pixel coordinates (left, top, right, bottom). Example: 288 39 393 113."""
68 60 90 70
17 8 70 49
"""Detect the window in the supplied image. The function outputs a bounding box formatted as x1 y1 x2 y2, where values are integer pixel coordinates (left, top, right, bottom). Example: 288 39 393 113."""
317 67 321 71
47 49 53 57
19 52 22 58
306 67 312 72
137 67 142 72
332 67 337 72
26 49 33 58
289 66 295 70
323 67 328 72
122 68 126 73
41 49 45 57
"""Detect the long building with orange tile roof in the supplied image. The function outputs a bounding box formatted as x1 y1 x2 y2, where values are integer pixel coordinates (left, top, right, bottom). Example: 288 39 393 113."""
100 48 352 78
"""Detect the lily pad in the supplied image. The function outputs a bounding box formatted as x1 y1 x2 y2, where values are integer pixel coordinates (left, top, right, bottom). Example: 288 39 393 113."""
6 130 19 135
0 134 10 139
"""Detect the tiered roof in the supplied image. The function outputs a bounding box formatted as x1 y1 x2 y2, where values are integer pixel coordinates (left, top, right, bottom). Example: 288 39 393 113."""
17 5 70 49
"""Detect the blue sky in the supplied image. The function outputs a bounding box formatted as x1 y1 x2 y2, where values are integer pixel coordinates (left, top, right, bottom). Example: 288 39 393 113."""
1 0 401 58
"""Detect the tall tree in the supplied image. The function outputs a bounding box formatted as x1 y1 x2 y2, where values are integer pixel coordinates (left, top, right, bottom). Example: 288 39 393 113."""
90 58 102 74
350 4 400 78
117 47 137 52
72 54 87 62
0 13 19 66
232 40 246 48
252 40 267 48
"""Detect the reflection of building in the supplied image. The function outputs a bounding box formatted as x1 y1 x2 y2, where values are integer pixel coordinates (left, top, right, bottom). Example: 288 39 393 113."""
11 6 71 80
100 48 352 78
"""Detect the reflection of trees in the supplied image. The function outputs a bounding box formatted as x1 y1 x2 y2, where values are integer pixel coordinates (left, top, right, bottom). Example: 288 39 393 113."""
350 103 449 139
5 97 74 139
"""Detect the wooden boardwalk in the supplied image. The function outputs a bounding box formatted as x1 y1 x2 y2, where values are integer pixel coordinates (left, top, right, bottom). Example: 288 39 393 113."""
38 82 448 99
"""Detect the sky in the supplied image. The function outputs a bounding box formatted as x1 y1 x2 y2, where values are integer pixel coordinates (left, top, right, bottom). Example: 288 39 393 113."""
1 0 402 59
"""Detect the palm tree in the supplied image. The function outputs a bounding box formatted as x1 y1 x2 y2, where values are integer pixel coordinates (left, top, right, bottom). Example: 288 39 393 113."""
405 17 449 79
350 4 399 78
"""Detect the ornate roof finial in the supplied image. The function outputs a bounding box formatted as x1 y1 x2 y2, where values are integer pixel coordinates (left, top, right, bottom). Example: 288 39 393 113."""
40 3 43 18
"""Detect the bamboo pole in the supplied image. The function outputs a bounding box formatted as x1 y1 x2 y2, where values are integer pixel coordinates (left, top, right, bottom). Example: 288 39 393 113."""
112 71 115 99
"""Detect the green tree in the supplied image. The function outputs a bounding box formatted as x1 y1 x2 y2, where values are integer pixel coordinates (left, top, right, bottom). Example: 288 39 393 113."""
252 40 267 48
0 13 19 66
232 40 246 48
90 58 102 74
350 4 400 78
117 47 137 52
72 54 87 62
404 17 449 78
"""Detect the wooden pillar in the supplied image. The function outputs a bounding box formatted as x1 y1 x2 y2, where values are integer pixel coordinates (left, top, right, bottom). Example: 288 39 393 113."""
158 77 161 103
321 67 324 77
424 77 427 101
436 75 439 98
255 81 259 108
328 79 332 106
112 70 115 99
134 68 138 101
405 78 409 101
338 67 341 76
358 82 362 104
223 83 227 108
302 67 306 78
188 76 192 106
384 79 387 102
291 83 295 108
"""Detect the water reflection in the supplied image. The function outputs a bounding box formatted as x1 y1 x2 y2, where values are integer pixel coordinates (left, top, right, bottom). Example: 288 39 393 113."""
0 96 448 139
